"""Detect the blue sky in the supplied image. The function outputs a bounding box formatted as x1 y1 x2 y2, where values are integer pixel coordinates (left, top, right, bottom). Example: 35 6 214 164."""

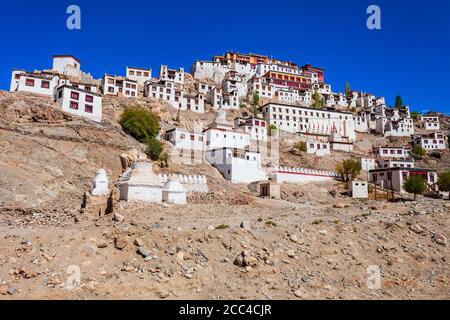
1 0 449 113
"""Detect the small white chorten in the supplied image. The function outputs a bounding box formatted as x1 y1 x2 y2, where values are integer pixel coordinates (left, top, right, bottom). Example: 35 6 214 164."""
162 178 187 205
119 160 163 203
92 169 110 196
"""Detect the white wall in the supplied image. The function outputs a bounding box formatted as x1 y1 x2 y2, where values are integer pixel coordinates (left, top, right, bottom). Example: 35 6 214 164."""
56 85 102 122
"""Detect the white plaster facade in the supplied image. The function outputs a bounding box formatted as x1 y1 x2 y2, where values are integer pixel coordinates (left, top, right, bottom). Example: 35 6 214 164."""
260 102 356 142
234 117 268 142
269 166 338 184
126 67 152 85
102 75 138 97
349 181 369 199
55 85 103 122
369 168 438 194
10 71 60 97
307 140 331 156
413 132 447 151
52 55 81 77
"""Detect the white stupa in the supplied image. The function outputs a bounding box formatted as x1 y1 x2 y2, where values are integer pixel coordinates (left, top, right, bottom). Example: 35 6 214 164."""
162 178 187 205
119 160 163 203
92 169 110 196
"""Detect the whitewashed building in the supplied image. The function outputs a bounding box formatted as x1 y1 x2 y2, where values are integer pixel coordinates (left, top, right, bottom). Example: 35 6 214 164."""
203 109 266 183
159 65 185 85
375 146 412 159
374 106 414 137
349 181 369 199
52 55 81 77
164 128 205 152
376 158 415 169
369 167 438 194
101 75 138 97
126 67 152 85
413 132 447 151
234 117 268 142
419 115 440 131
260 102 356 142
207 87 239 110
55 84 103 122
307 140 331 156
206 147 266 183
10 71 61 97
359 157 376 172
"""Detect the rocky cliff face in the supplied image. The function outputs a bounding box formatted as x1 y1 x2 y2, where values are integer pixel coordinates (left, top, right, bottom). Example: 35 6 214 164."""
0 91 142 210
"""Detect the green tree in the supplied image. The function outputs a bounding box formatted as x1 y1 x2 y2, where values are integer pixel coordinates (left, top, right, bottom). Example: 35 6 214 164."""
268 124 278 136
120 106 160 143
410 111 421 120
404 175 426 201
345 82 351 96
251 92 260 117
412 145 426 159
336 159 362 182
395 96 403 109
437 171 450 200
293 141 307 153
312 91 324 109
146 138 164 161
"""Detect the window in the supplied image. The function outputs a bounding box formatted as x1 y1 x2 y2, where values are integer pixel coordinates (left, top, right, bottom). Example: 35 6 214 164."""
85 95 94 103
137 71 142 76
58 90 63 99
85 105 93 113
70 101 79 110
108 87 115 93
25 79 35 87
41 81 50 89
15 74 21 80
129 71 135 76
108 78 115 85
71 91 79 100
144 72 149 77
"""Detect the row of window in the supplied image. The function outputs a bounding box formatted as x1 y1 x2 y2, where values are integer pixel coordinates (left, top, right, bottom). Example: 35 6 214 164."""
70 101 94 113
25 78 50 89
128 70 150 77
71 91 94 103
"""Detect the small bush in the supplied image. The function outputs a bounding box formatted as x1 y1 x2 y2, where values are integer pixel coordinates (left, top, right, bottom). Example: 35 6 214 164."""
336 159 362 182
146 138 164 161
312 220 323 225
430 152 441 159
412 145 426 157
265 220 277 227
293 141 307 153
438 171 450 199
404 175 426 201
120 106 160 142
215 224 230 230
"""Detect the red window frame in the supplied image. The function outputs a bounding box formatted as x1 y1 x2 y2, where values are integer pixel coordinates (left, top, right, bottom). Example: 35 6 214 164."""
85 95 94 103
25 79 35 87
70 101 79 110
41 80 50 89
85 105 93 113
71 91 79 100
